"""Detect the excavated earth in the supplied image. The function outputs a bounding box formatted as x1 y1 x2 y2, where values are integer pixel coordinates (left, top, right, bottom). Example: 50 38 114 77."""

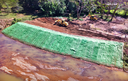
0 17 128 81
25 17 128 42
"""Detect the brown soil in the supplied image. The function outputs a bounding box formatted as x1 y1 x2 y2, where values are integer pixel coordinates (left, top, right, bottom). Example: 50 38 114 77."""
25 17 127 42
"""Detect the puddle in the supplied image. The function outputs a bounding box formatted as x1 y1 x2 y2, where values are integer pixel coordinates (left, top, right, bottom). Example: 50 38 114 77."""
0 71 23 81
0 33 128 81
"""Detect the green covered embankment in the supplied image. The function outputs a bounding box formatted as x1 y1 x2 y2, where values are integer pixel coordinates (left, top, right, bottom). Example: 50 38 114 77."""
2 22 124 68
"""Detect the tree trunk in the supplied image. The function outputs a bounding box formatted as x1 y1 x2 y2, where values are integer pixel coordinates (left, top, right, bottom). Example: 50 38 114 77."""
109 4 119 22
77 8 79 19
110 8 118 22
0 4 2 10
105 6 110 20
100 5 104 19
100 9 103 19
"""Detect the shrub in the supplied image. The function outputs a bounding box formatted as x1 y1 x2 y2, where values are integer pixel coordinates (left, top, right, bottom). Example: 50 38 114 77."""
12 18 22 25
39 0 66 16
11 6 23 13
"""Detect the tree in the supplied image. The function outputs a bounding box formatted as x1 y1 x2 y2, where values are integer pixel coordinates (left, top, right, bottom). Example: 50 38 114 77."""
19 0 39 11
70 0 97 19
84 0 97 14
39 0 66 16
96 1 106 19
0 0 19 13
122 1 128 17
109 0 124 21
0 0 18 8
105 0 111 19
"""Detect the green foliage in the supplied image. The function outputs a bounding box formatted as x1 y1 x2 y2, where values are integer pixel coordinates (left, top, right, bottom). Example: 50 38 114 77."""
0 0 19 7
67 13 73 21
69 0 97 19
19 0 39 10
83 0 97 14
104 9 128 17
79 18 83 21
66 1 76 16
123 42 128 70
11 6 23 13
0 0 19 14
96 1 108 19
123 52 128 71
12 18 21 25
124 42 128 49
104 9 108 13
39 0 66 16
5 8 11 13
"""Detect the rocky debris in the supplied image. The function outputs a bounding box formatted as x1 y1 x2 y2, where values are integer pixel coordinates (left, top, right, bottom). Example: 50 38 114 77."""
114 17 125 24
12 56 37 72
125 20 128 27
0 66 13 74
18 70 49 81
0 25 4 30
0 18 13 30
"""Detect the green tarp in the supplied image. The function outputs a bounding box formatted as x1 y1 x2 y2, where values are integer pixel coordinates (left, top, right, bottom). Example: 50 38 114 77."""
2 22 124 68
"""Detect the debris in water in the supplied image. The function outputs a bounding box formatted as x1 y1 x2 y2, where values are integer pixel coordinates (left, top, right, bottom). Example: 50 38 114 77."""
12 57 37 72
0 66 13 74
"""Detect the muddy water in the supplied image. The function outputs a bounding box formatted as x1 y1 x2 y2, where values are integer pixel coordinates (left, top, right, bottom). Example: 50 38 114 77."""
0 33 128 81
0 71 23 81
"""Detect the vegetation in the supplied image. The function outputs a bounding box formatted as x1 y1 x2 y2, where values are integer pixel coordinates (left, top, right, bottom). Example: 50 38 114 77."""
39 0 66 16
11 18 21 24
69 0 97 19
0 0 128 20
0 0 23 14
123 42 128 71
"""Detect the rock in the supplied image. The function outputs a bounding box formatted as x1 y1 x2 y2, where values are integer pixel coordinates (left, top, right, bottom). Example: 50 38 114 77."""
83 15 86 18
115 17 125 24
0 19 13 30
0 25 4 30
125 20 128 27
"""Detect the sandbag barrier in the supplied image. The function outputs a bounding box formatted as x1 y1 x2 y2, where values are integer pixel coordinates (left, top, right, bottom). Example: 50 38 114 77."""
2 22 124 68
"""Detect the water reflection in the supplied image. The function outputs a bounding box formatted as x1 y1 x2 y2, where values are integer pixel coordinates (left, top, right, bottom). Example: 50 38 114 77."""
0 33 128 81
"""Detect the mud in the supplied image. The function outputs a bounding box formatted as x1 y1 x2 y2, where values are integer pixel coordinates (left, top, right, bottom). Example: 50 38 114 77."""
0 33 128 81
0 71 23 81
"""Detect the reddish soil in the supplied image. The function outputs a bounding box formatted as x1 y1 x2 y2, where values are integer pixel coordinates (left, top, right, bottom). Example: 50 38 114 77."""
25 17 127 42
